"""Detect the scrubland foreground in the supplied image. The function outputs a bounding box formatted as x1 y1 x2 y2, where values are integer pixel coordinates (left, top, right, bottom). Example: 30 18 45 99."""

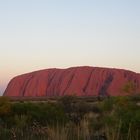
0 95 140 140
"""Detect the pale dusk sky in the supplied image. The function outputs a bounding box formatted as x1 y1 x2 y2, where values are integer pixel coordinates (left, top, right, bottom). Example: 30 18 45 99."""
0 0 140 95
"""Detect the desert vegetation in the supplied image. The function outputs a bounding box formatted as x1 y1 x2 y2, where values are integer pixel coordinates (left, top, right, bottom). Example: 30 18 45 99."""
0 95 140 140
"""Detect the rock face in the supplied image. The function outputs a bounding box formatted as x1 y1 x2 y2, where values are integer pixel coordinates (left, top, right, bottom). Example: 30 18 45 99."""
4 66 140 97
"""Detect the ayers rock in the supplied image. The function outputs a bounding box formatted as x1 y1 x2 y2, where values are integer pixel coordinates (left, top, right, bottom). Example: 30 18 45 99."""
4 66 140 97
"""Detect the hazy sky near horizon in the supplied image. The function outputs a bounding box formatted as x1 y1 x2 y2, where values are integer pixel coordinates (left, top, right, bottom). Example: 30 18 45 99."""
0 0 140 94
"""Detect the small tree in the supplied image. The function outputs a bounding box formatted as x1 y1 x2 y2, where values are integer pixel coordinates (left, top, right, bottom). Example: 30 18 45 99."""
122 81 136 94
59 95 77 114
0 97 11 116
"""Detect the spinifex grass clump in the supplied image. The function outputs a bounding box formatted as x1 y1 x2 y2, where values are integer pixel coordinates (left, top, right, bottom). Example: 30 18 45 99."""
0 96 139 140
